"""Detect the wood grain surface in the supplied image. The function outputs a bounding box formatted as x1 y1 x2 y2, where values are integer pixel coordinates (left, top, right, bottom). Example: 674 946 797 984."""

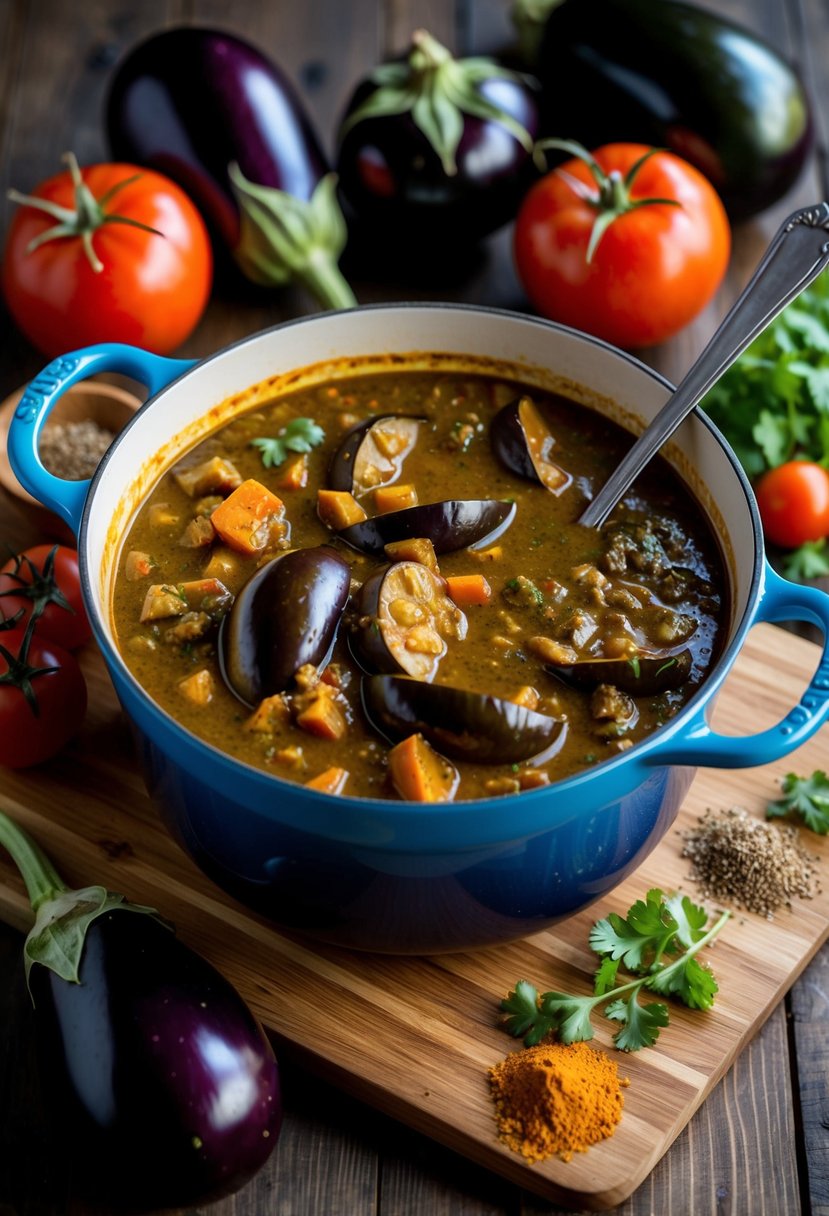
0 621 825 1210
2 0 829 1213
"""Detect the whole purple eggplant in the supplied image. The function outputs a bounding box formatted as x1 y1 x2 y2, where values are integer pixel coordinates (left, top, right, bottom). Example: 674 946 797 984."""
0 810 280 1209
106 26 355 309
336 29 541 261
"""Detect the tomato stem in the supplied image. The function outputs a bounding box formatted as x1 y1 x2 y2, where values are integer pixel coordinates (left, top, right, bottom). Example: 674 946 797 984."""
7 151 165 273
536 138 681 262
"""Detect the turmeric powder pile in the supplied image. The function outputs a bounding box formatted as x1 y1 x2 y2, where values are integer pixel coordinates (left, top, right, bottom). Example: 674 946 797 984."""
488 1041 628 1163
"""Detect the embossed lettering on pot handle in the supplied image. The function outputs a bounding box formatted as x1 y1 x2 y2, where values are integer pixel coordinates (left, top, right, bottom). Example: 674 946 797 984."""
7 344 196 536
652 562 829 768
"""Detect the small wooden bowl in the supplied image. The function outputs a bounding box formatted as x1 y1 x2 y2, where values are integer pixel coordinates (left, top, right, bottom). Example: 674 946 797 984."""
0 380 141 542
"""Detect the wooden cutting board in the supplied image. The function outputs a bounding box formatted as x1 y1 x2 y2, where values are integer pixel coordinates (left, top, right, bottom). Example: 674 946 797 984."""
0 621 827 1210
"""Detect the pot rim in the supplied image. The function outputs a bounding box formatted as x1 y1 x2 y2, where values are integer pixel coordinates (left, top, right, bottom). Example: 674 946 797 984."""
76 302 764 818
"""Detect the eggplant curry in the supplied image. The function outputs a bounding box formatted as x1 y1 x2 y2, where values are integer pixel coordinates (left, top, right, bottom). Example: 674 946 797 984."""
111 369 727 801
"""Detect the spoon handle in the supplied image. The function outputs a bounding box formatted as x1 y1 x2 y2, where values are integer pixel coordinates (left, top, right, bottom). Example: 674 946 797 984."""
579 202 829 529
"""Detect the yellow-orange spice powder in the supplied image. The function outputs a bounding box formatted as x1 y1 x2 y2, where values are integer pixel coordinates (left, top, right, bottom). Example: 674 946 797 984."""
488 1040 629 1163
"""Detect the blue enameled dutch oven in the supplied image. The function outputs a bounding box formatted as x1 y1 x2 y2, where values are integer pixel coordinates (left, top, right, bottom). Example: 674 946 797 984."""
9 306 829 953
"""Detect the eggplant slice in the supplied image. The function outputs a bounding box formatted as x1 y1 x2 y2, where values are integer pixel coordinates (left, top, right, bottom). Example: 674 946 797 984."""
490 396 572 495
219 546 351 705
328 414 424 496
350 561 467 680
547 648 693 695
362 675 566 764
338 498 516 556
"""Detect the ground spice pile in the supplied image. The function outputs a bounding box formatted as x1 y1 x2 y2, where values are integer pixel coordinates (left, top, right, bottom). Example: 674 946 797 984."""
488 1040 628 1163
682 805 820 919
39 419 115 481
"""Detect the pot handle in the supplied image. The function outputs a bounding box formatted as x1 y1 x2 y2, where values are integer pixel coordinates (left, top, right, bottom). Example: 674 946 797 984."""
7 343 197 536
653 561 829 768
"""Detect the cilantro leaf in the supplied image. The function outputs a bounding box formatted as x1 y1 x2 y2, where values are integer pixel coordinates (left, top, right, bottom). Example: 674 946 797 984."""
767 770 829 835
251 417 325 468
605 992 669 1051
502 890 730 1052
782 540 829 582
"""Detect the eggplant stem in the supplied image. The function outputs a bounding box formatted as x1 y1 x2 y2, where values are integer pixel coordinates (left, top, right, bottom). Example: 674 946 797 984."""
301 250 358 310
0 809 69 912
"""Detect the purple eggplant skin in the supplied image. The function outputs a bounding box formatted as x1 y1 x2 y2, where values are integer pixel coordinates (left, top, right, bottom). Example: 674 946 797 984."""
220 546 351 706
362 674 566 764
30 910 280 1209
338 499 517 557
336 73 540 252
105 27 328 252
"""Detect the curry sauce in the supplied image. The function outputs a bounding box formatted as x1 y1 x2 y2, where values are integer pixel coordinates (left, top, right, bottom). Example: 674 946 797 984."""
111 370 726 801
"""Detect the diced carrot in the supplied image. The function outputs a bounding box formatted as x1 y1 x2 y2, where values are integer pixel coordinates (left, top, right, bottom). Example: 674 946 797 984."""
444 573 492 608
295 694 348 741
305 766 349 795
211 479 287 555
387 734 459 803
317 489 367 529
245 694 291 733
383 536 439 571
277 454 309 490
374 483 418 513
178 669 215 706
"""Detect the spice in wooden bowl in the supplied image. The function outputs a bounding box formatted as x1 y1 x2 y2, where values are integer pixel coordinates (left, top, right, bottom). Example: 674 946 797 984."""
0 379 141 538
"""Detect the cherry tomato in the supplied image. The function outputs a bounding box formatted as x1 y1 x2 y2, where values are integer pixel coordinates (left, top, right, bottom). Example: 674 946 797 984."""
3 153 212 358
0 626 87 768
0 545 90 650
754 461 829 548
513 142 731 349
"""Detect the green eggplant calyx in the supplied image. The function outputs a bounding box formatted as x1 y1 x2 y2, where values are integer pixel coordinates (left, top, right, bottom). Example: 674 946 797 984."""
537 139 681 262
7 152 163 273
229 165 357 310
339 28 535 177
510 0 567 68
0 809 169 994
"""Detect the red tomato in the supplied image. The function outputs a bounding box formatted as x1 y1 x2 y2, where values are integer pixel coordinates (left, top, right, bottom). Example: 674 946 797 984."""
0 626 87 767
513 142 731 349
754 461 829 548
0 544 90 650
2 155 212 358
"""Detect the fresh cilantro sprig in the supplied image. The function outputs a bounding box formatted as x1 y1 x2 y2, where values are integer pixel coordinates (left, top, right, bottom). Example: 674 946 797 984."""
500 888 730 1052
767 770 829 835
250 417 325 468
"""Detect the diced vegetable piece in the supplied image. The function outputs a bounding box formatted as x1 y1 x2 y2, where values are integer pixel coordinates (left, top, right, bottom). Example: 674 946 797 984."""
510 685 541 709
179 515 216 548
471 544 503 562
387 733 459 802
177 668 215 705
203 547 244 581
125 550 155 581
317 488 367 529
139 578 232 623
164 611 213 644
174 455 243 497
140 583 189 622
383 536 439 571
245 694 291 733
211 479 288 555
445 573 492 607
305 766 349 794
148 503 179 529
295 693 348 741
271 745 305 770
374 483 418 513
277 455 309 490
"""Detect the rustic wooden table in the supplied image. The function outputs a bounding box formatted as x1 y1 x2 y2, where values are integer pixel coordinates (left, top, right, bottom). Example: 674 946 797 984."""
1 0 827 1213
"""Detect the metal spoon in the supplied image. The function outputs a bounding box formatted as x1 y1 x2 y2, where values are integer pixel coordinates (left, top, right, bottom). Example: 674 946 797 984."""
579 202 829 529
